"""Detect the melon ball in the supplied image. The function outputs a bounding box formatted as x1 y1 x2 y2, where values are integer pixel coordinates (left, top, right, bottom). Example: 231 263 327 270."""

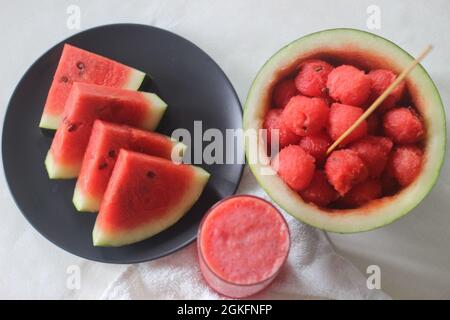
325 149 368 196
272 78 298 108
368 69 405 113
263 108 300 150
349 136 393 178
295 59 334 98
327 65 371 106
328 103 368 145
281 95 329 136
341 179 382 208
383 107 424 144
298 132 331 164
272 145 316 191
388 145 423 187
300 170 338 207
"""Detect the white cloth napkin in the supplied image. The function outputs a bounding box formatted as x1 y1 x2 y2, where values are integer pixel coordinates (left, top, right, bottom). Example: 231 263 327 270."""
101 167 389 300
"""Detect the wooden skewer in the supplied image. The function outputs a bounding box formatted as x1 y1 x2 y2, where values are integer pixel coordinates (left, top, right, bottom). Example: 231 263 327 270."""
326 45 433 155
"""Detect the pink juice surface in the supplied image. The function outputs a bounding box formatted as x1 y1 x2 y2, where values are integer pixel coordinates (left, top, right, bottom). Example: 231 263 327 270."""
198 195 290 298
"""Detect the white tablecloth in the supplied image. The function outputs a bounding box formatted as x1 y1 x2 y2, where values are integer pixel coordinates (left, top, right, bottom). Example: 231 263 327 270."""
1 0 449 299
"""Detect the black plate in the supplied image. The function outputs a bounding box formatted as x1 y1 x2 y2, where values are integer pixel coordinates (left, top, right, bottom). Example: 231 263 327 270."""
2 24 244 263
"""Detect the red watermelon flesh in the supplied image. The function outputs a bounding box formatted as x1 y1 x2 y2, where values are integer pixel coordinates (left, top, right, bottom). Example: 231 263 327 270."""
39 44 145 129
73 120 186 212
263 57 427 211
93 150 210 247
45 82 167 179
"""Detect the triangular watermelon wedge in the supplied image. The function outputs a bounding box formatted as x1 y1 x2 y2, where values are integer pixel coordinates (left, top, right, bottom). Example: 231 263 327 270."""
40 44 146 129
93 150 210 247
45 83 167 179
73 120 187 213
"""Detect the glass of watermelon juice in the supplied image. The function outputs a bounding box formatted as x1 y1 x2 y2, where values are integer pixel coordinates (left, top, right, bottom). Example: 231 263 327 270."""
197 195 290 298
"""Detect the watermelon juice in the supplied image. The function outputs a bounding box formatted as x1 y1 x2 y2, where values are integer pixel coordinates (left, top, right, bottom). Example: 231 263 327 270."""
197 195 290 298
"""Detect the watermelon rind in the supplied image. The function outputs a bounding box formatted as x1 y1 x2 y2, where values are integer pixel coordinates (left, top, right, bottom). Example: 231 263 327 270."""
44 150 80 179
141 92 168 131
169 141 188 164
243 28 446 233
72 141 188 213
39 114 61 131
73 186 101 213
123 68 146 91
92 166 210 247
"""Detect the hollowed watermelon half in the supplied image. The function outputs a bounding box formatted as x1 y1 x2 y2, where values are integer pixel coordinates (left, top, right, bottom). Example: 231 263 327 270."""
39 44 145 129
93 150 210 247
45 82 167 179
73 120 186 212
243 29 446 233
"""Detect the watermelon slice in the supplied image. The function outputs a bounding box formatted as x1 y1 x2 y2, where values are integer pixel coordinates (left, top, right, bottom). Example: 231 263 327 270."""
45 83 167 179
93 150 210 247
39 44 145 129
73 120 187 212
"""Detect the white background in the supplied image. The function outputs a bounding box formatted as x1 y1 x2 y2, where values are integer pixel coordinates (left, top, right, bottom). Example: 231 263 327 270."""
1 0 449 299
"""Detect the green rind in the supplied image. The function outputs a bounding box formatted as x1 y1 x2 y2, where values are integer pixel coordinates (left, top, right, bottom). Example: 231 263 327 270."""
123 68 146 91
72 185 101 213
92 166 210 247
243 28 446 233
45 150 80 179
170 141 188 164
39 114 61 130
141 92 168 131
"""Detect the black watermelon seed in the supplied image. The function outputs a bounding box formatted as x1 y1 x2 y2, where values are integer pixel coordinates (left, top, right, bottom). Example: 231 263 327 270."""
108 150 116 158
98 163 108 170
67 123 78 132
76 62 85 70
314 66 323 72
146 171 156 178
60 76 69 83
